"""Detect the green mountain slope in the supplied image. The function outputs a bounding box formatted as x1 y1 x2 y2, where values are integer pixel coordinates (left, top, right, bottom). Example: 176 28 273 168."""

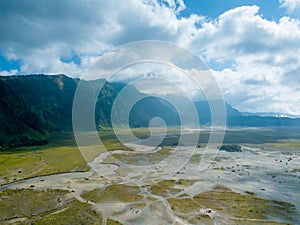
2 75 78 131
0 78 47 147
0 75 116 148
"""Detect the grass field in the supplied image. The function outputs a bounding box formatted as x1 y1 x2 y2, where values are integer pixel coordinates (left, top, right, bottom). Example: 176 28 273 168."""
0 130 134 185
1 127 300 185
0 132 88 185
0 188 121 225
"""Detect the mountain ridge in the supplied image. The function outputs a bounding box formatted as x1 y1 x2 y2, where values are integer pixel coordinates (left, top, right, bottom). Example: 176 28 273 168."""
1 74 299 148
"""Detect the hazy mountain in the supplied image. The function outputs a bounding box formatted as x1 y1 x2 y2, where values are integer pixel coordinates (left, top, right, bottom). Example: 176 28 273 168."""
241 111 300 119
129 96 181 127
1 74 300 148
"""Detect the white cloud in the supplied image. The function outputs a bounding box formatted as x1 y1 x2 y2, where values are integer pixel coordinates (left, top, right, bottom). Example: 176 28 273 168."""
184 6 300 115
190 6 300 61
157 0 186 13
0 1 300 115
0 69 18 76
0 0 201 76
280 0 300 14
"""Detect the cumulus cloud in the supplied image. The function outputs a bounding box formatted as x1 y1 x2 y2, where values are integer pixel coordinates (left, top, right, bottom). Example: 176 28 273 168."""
0 0 201 76
0 1 300 114
190 6 300 61
280 0 300 14
0 69 18 76
157 0 186 13
0 0 205 76
185 5 300 115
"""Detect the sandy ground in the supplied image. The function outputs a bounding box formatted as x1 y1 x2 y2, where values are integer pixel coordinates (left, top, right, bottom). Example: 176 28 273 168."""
1 143 299 224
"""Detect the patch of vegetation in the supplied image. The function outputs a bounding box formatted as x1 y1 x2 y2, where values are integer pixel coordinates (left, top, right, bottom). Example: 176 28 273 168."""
193 190 296 222
188 154 201 164
0 189 68 221
265 139 300 149
113 147 172 165
150 179 196 197
213 156 230 162
106 219 123 225
0 134 89 185
291 168 300 173
81 184 143 203
168 197 215 224
168 197 200 214
168 187 297 224
212 166 226 171
219 144 242 152
0 188 122 225
31 199 102 225
188 215 214 225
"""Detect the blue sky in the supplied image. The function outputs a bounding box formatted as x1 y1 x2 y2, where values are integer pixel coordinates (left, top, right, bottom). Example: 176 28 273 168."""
0 0 300 115
0 55 21 71
182 0 284 20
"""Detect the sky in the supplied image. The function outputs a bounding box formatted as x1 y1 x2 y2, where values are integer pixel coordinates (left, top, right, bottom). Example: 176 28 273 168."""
0 0 300 115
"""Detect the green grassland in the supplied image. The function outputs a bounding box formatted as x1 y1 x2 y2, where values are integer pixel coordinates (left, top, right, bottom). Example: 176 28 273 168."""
1 127 300 185
0 131 130 185
0 147 88 185
0 188 121 225
0 133 89 185
82 184 144 203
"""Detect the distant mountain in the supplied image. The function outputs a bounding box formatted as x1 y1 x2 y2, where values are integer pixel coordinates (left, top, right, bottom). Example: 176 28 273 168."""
129 96 180 127
194 100 241 125
227 115 300 127
109 82 181 127
241 111 300 119
1 74 300 148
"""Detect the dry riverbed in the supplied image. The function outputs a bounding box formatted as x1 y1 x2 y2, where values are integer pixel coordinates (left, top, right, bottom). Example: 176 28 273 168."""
0 142 299 224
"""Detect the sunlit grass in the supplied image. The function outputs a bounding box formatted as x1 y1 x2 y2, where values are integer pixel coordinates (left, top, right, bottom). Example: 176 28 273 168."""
0 188 122 225
1 127 300 185
0 146 89 185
